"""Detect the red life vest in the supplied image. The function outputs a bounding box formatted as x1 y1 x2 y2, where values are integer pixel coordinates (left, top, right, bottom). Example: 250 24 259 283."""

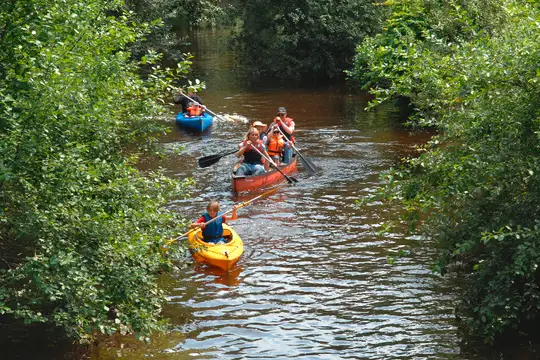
267 135 284 156
242 139 265 164
274 116 295 142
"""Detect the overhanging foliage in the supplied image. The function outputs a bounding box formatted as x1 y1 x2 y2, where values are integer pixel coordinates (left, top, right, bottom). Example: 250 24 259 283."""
350 0 540 343
0 0 192 342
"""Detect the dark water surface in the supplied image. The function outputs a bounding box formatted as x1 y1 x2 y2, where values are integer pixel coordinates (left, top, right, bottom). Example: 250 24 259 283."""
4 30 537 360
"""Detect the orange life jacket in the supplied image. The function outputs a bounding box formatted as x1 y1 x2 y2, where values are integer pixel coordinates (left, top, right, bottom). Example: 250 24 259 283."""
267 135 284 156
187 105 202 116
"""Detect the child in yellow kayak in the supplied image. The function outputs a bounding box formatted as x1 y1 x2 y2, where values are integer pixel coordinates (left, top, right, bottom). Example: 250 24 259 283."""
190 200 237 244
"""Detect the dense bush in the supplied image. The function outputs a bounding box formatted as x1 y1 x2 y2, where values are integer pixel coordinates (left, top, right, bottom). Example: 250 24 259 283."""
349 0 540 342
232 0 386 81
0 0 192 342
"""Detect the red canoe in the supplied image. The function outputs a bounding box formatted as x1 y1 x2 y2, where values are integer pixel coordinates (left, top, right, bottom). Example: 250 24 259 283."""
232 158 298 193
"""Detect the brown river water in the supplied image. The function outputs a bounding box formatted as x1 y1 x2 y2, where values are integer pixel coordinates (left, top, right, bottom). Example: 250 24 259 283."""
4 30 539 360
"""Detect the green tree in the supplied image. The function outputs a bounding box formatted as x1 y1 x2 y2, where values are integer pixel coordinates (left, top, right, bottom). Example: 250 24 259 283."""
349 0 540 342
232 0 386 81
0 0 192 342
348 0 507 121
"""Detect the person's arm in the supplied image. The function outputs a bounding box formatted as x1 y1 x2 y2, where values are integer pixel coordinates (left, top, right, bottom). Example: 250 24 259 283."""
278 138 285 152
235 141 249 158
277 119 295 135
178 98 190 112
173 88 184 104
288 120 295 134
190 216 206 229
195 96 206 111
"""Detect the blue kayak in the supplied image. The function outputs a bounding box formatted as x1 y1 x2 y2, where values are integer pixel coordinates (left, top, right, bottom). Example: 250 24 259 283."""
176 112 213 132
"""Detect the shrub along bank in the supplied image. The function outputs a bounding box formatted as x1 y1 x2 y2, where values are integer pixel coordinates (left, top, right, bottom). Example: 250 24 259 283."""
349 0 540 343
0 0 193 342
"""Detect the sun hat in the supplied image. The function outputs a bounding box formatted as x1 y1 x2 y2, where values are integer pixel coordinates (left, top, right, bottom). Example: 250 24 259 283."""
252 121 268 131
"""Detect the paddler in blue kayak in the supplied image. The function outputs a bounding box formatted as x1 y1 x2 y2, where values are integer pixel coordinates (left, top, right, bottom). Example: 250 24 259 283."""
175 87 205 114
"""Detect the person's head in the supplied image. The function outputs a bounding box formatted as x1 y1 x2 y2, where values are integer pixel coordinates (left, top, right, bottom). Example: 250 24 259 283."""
245 127 260 141
252 121 267 133
277 107 287 118
187 87 196 96
206 200 220 218
272 127 281 137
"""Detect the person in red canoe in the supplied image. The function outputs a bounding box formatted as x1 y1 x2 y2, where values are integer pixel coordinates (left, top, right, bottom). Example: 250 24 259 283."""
252 121 268 145
266 126 285 168
235 127 273 176
271 106 295 163
190 200 237 244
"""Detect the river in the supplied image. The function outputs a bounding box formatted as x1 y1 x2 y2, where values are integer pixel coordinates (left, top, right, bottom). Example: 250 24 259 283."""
109 29 462 359
4 29 536 360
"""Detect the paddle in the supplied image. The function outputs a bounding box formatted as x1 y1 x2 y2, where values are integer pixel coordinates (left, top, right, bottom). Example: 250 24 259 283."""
273 125 322 175
198 148 238 168
166 185 284 245
248 144 299 184
180 93 228 122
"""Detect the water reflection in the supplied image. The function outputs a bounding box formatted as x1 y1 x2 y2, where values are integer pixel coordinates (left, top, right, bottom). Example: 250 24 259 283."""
189 264 245 288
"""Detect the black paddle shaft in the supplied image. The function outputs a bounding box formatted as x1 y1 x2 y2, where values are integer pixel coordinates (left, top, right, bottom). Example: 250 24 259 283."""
270 161 298 184
273 126 321 175
248 144 298 184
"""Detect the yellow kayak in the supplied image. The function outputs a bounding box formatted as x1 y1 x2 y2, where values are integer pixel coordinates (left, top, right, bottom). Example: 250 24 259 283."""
187 224 244 271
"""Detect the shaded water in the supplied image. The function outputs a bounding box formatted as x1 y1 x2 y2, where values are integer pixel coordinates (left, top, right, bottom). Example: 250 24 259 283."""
4 30 538 360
